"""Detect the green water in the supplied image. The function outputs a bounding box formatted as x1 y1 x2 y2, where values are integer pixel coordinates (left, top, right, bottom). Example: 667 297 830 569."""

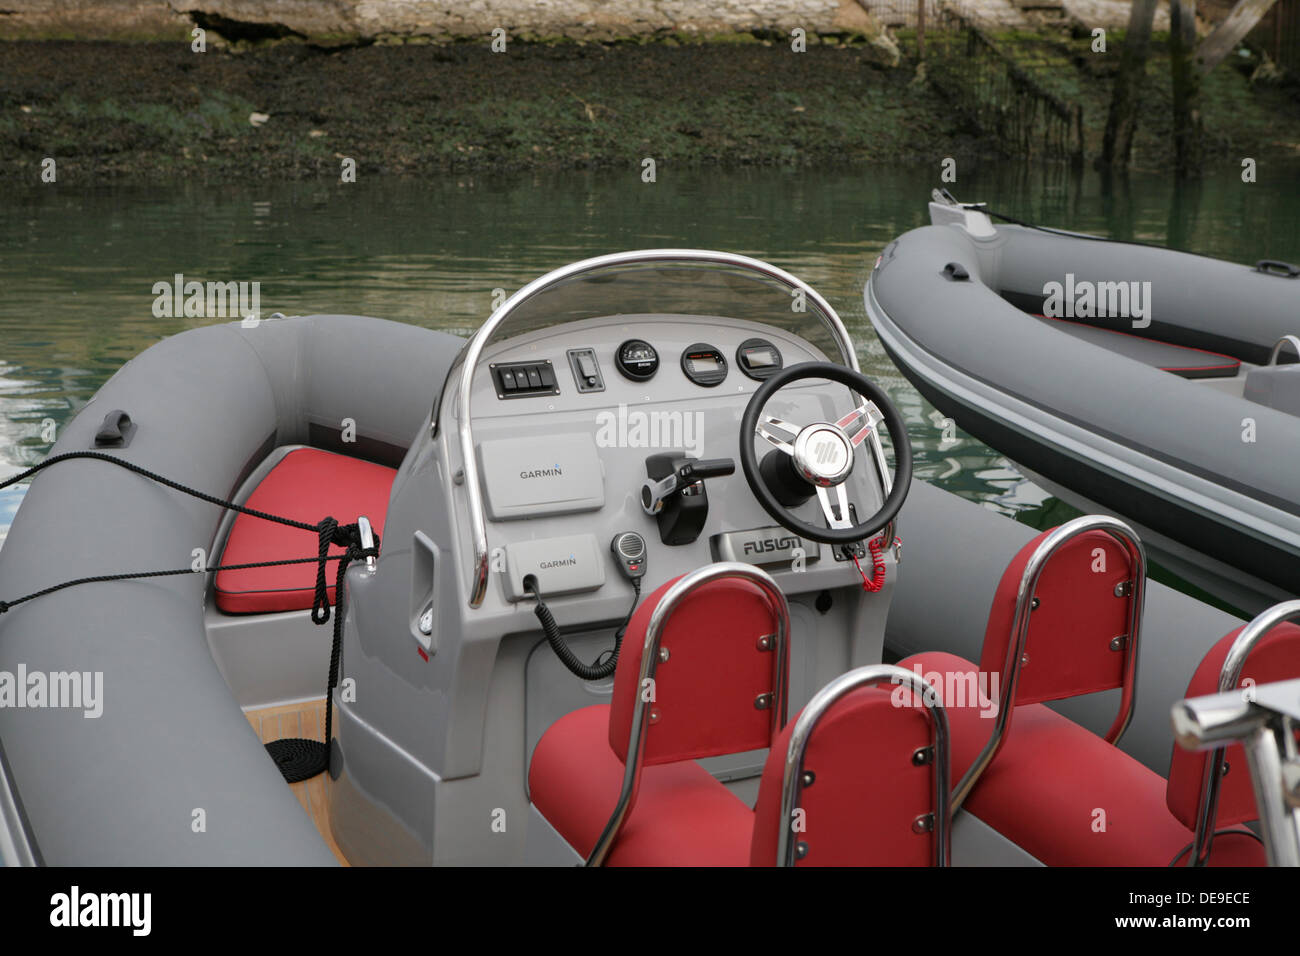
4 164 1300 551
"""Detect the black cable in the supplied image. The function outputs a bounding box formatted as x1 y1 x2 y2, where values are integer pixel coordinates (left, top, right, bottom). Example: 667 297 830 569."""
526 576 639 682
0 449 378 783
0 451 319 532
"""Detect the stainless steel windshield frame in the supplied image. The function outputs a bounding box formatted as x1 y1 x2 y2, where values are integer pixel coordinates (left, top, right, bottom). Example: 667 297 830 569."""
429 249 861 608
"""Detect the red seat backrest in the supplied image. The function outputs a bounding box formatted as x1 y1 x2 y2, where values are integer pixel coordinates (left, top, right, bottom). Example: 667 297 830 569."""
608 574 784 766
1166 621 1300 829
750 682 939 866
978 528 1135 706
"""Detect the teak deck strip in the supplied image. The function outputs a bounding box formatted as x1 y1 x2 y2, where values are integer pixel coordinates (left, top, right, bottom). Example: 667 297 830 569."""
244 698 349 866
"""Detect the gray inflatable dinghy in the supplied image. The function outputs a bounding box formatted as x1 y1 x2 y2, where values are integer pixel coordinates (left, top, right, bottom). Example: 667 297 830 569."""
0 250 1294 867
866 192 1300 615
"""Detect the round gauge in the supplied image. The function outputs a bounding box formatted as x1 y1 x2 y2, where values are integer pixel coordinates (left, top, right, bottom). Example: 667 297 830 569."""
616 339 659 381
680 343 728 387
736 337 784 381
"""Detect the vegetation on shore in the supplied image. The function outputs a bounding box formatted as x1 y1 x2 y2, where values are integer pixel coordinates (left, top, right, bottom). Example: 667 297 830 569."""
1 28 1297 183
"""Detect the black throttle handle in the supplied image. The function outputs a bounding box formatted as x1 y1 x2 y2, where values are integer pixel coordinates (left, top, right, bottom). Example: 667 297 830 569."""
678 458 735 482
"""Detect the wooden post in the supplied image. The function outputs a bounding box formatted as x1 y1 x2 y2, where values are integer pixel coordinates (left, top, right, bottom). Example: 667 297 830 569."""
1275 0 1283 63
918 0 926 60
1197 0 1280 74
1101 0 1159 167
1170 0 1204 174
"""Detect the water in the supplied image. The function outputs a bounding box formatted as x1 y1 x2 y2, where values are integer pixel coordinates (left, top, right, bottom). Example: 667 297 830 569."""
4 163 1300 555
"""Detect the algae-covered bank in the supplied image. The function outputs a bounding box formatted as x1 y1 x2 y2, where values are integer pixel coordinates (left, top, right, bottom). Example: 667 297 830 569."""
0 26 1298 182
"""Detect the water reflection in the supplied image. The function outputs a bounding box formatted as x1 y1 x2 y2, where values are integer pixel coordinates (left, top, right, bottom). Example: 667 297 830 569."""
3 163 1299 544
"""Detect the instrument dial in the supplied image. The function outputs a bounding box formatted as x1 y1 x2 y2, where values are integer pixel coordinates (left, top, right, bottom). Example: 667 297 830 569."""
616 339 660 381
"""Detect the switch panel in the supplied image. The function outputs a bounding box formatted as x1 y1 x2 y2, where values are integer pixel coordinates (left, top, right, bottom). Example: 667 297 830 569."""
566 348 605 393
492 360 559 399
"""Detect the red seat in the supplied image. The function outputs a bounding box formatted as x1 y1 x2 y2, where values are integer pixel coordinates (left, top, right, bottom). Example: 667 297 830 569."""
900 651 1264 866
750 676 947 867
214 448 396 614
1165 620 1300 862
529 566 790 866
529 566 951 867
895 517 1299 867
529 705 754 867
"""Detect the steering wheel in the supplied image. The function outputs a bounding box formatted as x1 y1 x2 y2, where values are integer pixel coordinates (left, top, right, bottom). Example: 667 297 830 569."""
739 362 912 545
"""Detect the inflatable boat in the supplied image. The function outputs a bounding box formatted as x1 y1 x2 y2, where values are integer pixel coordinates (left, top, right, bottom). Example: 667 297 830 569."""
1 249 1297 867
865 192 1300 615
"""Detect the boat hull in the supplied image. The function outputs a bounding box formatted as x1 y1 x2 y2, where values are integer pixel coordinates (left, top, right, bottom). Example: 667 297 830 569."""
866 215 1300 613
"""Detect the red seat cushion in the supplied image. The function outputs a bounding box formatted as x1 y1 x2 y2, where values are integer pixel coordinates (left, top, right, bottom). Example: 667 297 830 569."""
899 652 1265 867
529 704 754 866
214 448 396 614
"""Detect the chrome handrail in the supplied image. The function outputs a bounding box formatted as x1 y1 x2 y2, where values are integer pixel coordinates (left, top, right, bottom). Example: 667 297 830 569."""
949 515 1146 812
1173 675 1300 867
429 249 860 608
586 561 791 867
1268 335 1300 366
775 664 951 867
1189 598 1300 865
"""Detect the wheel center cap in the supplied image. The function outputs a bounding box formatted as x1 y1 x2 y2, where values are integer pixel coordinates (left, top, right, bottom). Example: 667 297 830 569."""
793 424 854 485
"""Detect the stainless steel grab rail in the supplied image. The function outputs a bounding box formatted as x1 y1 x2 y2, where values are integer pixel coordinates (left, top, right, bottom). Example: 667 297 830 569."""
775 663 952 867
1174 673 1300 867
950 514 1146 812
586 561 790 866
1187 598 1300 865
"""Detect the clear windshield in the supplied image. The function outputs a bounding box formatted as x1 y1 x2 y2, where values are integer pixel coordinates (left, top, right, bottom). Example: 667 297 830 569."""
481 257 854 366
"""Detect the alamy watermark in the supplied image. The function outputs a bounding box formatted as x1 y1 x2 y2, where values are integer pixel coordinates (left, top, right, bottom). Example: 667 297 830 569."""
595 404 704 457
152 273 260 324
892 663 1000 719
0 665 103 718
1042 274 1151 329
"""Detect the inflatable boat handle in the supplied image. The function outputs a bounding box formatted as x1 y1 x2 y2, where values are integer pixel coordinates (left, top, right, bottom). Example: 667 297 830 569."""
93 409 136 448
434 249 862 608
1254 259 1300 278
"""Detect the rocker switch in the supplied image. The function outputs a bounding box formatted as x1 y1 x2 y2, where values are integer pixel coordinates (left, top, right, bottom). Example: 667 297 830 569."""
567 348 605 393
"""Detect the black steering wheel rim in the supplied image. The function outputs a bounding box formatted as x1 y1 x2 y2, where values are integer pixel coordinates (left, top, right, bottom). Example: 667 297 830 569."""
739 361 912 545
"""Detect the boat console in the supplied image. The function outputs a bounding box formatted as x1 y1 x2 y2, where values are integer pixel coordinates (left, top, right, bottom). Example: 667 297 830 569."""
328 252 913 864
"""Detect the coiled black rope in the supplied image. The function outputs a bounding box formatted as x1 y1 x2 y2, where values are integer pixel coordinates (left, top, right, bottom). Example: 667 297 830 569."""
525 575 639 682
0 451 379 783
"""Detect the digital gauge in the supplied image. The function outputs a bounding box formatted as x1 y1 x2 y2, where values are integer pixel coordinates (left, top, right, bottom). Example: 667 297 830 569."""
616 339 660 381
680 344 728 387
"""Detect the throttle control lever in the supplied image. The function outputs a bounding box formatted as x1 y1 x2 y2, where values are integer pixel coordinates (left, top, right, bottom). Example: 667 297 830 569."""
640 457 735 515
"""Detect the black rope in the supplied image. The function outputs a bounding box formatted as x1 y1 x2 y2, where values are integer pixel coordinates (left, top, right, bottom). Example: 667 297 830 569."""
0 451 380 783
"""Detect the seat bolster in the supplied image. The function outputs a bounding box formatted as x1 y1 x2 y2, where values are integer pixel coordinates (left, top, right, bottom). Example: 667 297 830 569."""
529 705 753 866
